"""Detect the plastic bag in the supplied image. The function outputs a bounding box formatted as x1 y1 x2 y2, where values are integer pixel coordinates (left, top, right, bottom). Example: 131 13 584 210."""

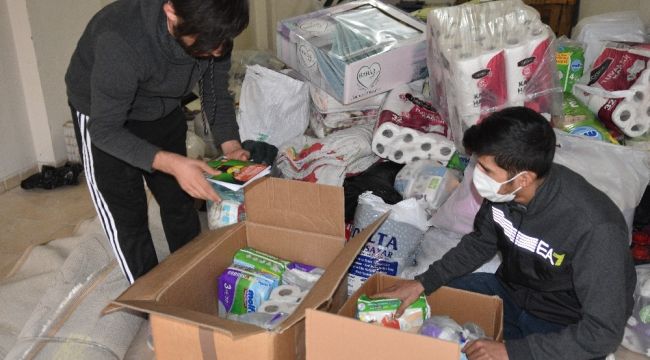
238 65 310 147
554 130 650 240
343 161 404 222
572 42 650 138
394 160 461 212
429 159 483 235
571 11 647 75
347 192 429 295
621 264 650 356
206 182 245 230
399 227 502 280
426 0 562 152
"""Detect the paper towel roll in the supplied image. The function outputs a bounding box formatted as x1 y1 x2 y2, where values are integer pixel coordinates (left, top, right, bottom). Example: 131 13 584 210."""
451 48 507 120
259 300 297 315
504 27 551 107
611 102 645 137
270 285 303 303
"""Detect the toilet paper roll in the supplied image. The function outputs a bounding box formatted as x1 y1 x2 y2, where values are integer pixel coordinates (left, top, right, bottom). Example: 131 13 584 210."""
259 300 298 315
270 285 303 303
627 85 648 103
372 122 456 164
611 102 646 137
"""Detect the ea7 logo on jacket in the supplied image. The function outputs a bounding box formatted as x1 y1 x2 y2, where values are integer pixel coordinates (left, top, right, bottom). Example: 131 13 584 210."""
492 207 566 266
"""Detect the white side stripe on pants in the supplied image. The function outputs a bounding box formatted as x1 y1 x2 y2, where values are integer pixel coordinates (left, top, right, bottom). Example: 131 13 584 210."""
76 111 135 283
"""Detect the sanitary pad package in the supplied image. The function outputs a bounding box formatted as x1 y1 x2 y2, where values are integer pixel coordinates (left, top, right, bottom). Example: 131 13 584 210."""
234 247 289 279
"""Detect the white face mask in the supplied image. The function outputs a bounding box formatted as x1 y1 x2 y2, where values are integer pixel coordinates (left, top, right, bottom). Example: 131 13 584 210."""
472 167 524 203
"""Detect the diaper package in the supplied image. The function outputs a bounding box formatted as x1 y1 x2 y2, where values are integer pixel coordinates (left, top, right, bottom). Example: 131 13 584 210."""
356 294 430 330
556 37 585 93
283 262 325 290
556 93 618 144
217 265 279 316
233 247 289 279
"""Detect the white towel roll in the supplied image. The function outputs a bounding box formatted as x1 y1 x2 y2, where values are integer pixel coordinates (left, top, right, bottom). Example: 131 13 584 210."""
611 102 646 137
635 69 650 86
628 85 648 104
270 285 303 303
259 300 297 315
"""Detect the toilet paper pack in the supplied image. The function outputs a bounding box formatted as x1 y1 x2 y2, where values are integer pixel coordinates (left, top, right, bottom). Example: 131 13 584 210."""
218 265 280 316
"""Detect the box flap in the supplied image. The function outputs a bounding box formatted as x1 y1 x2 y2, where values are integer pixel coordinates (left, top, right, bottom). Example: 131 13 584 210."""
117 300 266 339
106 223 241 314
277 212 390 332
244 178 345 238
305 309 460 360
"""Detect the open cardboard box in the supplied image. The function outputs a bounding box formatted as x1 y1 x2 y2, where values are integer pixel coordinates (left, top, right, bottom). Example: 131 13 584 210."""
276 0 427 104
306 273 504 360
105 177 388 360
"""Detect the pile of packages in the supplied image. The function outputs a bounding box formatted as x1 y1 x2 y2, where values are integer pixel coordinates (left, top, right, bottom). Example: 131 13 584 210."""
194 0 650 357
217 247 324 329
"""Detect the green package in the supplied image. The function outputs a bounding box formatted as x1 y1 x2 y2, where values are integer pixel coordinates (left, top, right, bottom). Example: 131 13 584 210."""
233 247 289 280
356 294 430 330
560 93 619 144
556 39 585 93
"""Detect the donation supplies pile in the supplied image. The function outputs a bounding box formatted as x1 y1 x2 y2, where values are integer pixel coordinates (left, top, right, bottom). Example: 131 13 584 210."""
217 247 324 330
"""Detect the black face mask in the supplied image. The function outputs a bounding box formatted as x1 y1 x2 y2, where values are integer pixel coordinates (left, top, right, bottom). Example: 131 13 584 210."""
172 27 233 59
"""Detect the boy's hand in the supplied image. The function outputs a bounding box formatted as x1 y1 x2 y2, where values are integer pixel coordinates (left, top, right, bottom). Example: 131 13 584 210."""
371 280 425 318
153 151 221 202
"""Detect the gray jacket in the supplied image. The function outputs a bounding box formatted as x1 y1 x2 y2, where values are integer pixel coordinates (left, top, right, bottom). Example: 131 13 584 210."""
65 0 239 171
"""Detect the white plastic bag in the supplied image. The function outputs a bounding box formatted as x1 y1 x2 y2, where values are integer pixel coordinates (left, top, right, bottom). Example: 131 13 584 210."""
554 130 650 239
394 160 462 212
429 159 483 235
347 192 429 295
238 65 310 147
571 11 647 74
622 264 650 356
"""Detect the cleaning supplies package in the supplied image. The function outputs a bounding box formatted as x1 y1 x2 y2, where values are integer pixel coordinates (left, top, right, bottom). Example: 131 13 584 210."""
356 294 431 330
426 0 561 151
277 0 427 104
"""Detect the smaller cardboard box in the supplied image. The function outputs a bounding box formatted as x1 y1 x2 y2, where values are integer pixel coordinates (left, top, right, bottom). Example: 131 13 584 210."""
276 0 427 104
306 273 504 360
105 178 387 360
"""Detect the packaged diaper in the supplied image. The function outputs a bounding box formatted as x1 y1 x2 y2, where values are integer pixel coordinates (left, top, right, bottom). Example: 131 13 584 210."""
233 247 289 280
356 294 430 331
282 262 325 290
217 265 279 316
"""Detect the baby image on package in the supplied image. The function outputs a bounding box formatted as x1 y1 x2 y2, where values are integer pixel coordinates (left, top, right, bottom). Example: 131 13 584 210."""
356 294 430 331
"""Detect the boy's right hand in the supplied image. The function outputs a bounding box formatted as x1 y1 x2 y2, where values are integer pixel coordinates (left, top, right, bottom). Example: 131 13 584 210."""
371 280 426 318
152 151 221 202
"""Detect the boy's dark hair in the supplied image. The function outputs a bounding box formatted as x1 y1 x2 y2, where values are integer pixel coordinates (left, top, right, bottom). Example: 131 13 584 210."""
462 107 556 178
170 0 249 57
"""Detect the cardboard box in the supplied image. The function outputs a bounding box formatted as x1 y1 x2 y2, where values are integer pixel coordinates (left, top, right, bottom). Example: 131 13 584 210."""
105 177 387 360
276 0 427 104
306 274 504 360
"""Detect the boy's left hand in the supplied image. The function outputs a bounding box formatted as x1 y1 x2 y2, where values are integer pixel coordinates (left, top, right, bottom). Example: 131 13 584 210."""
463 339 508 360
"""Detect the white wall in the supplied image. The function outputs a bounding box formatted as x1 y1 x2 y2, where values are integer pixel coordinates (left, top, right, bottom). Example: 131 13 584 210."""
0 0 103 185
0 0 36 181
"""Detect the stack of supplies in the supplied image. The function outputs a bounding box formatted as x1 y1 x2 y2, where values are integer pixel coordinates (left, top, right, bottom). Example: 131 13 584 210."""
426 0 560 150
276 124 379 186
217 247 324 329
573 42 650 138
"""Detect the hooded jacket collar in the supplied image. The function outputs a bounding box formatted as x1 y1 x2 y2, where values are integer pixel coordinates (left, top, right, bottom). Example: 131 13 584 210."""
141 0 195 65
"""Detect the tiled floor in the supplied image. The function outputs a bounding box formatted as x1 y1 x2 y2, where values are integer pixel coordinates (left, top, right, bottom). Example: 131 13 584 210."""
0 179 648 359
